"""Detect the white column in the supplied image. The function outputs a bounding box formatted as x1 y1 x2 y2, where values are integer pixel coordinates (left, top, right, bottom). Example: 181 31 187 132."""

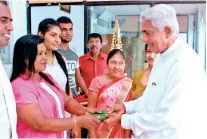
9 0 27 61
4 0 27 77
197 4 206 71
187 15 194 48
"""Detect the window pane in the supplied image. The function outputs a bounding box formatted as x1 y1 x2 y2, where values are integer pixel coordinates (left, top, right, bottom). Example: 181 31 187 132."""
88 5 150 78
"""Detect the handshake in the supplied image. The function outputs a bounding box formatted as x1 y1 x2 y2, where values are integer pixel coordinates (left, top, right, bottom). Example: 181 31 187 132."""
71 103 126 138
89 103 126 127
71 104 126 138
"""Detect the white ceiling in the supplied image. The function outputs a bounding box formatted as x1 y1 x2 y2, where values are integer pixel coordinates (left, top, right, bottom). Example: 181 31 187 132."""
28 0 206 15
91 3 206 16
29 0 206 2
87 0 205 1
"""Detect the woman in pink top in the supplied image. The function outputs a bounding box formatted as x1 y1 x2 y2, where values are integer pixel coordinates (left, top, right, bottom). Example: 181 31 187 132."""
10 35 101 138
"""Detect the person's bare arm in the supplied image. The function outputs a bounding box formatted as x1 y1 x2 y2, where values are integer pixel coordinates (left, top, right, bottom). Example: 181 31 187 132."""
17 103 76 132
75 68 88 94
132 81 136 91
87 90 98 108
17 103 101 132
64 93 87 115
88 90 99 138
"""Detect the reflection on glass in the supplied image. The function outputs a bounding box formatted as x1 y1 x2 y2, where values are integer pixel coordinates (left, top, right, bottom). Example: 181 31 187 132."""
88 5 150 78
88 3 206 76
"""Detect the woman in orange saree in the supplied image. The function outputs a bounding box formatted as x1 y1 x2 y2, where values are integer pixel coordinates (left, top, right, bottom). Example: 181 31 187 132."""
88 49 133 138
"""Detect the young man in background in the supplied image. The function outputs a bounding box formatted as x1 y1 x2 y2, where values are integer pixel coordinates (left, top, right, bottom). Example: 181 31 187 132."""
57 16 88 98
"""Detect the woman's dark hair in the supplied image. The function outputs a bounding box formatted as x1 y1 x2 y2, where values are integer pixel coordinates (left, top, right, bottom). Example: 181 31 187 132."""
38 18 60 35
144 44 149 63
145 43 149 52
10 35 57 89
107 49 126 64
53 51 70 95
38 18 70 95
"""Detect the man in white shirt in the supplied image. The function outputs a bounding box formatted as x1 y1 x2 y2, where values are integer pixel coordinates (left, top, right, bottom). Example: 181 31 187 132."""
0 1 18 138
105 4 207 139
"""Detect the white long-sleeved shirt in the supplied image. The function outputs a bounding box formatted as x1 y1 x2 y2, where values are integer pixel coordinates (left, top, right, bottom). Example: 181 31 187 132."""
0 88 11 138
0 58 18 139
122 38 207 138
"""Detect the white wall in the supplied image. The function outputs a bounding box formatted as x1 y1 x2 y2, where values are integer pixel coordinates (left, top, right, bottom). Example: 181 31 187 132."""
31 5 84 56
3 0 27 77
187 15 195 47
196 4 206 71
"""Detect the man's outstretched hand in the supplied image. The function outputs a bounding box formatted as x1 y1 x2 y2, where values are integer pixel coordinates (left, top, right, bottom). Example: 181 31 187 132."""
104 113 122 127
108 103 126 115
103 103 126 127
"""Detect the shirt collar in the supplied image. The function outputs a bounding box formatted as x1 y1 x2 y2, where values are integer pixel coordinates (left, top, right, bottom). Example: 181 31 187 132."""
85 52 105 60
160 38 182 59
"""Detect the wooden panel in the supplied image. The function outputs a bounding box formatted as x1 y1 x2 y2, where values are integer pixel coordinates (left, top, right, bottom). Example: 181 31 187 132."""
87 0 206 2
28 0 83 4
29 0 206 4
177 16 188 33
102 34 113 54
116 16 139 32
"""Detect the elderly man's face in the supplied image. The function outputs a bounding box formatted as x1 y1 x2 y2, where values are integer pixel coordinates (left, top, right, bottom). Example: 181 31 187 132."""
141 20 168 54
0 3 13 46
